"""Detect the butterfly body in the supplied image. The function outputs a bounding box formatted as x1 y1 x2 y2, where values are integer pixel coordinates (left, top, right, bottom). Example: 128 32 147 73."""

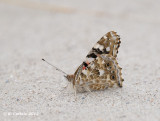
66 31 124 93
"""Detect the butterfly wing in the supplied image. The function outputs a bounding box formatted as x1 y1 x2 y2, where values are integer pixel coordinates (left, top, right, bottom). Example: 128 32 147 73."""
74 31 123 92
86 31 121 62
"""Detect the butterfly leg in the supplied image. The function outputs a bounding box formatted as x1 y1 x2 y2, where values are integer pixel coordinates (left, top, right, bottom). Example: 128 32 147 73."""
85 87 92 93
85 87 96 97
73 85 77 100
62 83 69 90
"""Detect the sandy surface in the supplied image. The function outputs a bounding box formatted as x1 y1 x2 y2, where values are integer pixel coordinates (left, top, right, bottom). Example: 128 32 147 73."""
0 0 160 121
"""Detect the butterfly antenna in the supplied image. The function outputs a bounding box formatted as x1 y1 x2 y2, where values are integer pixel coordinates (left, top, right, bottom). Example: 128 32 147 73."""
42 58 67 75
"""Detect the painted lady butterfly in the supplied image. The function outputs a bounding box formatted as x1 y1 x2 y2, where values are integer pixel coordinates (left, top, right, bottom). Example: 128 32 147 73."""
42 31 124 93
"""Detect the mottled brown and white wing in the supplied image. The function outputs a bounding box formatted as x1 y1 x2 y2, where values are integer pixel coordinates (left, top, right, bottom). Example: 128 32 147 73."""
86 31 121 62
74 31 124 92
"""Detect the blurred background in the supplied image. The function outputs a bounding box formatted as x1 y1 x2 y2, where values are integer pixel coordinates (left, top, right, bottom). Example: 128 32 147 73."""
0 0 160 121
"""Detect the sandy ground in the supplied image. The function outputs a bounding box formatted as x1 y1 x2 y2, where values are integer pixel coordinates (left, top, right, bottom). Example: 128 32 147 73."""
0 0 160 121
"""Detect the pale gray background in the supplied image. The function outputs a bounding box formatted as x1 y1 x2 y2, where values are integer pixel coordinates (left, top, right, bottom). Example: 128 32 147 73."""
0 0 160 121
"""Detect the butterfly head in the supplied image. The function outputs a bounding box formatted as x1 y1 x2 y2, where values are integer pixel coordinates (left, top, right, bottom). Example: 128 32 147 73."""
65 74 75 83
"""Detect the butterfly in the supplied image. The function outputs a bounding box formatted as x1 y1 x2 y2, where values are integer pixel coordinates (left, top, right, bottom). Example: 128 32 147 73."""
42 31 124 93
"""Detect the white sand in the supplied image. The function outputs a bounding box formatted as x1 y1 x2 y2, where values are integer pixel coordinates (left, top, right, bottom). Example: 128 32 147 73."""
0 0 160 121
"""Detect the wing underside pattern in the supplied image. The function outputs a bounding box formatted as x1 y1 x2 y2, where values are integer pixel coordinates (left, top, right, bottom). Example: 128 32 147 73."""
74 31 124 92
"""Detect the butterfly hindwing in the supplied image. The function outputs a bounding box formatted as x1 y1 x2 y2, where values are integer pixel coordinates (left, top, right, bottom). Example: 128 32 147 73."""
75 55 123 92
